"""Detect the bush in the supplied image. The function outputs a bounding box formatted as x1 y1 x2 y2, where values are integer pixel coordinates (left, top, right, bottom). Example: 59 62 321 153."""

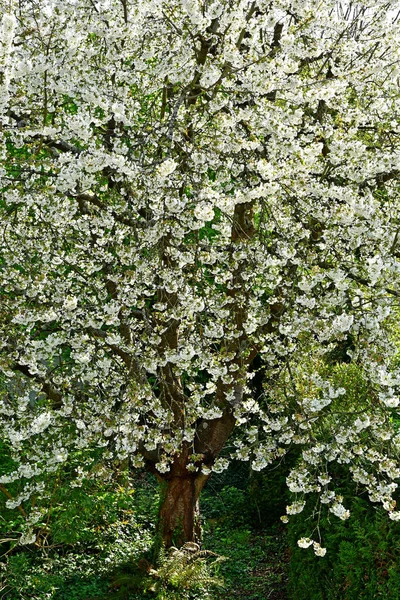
285 361 400 599
287 495 400 600
0 552 109 600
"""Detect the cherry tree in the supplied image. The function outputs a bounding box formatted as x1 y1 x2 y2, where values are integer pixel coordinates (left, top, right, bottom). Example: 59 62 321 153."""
1 0 400 550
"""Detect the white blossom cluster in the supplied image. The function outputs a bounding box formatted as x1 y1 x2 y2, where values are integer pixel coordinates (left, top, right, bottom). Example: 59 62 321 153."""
1 0 400 547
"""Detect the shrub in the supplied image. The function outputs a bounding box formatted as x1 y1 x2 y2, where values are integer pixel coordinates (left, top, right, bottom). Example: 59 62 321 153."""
287 494 400 600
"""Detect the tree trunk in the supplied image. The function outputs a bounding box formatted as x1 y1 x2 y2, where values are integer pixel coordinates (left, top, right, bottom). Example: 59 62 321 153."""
158 473 208 547
152 410 237 547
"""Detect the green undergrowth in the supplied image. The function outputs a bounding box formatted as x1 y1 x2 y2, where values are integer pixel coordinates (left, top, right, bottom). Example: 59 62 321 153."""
4 454 400 600
201 461 290 600
204 526 288 600
106 543 226 600
0 471 157 600
0 461 290 600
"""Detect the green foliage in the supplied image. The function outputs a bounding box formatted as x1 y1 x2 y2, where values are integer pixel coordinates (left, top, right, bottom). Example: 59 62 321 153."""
0 552 109 600
201 463 289 599
202 485 250 527
0 454 293 600
284 358 400 599
205 525 288 600
48 472 156 546
108 543 225 600
150 543 225 599
0 470 156 600
287 495 400 599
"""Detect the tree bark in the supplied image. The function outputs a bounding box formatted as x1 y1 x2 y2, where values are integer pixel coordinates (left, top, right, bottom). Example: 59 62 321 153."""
158 472 208 547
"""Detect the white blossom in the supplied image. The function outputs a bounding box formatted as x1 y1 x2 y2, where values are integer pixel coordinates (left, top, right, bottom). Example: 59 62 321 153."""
286 502 306 515
313 542 327 557
19 531 37 545
157 159 178 179
0 0 400 546
330 503 350 520
298 537 313 548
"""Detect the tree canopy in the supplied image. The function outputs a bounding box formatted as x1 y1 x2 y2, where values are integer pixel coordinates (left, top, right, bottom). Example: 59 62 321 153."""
1 0 400 548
